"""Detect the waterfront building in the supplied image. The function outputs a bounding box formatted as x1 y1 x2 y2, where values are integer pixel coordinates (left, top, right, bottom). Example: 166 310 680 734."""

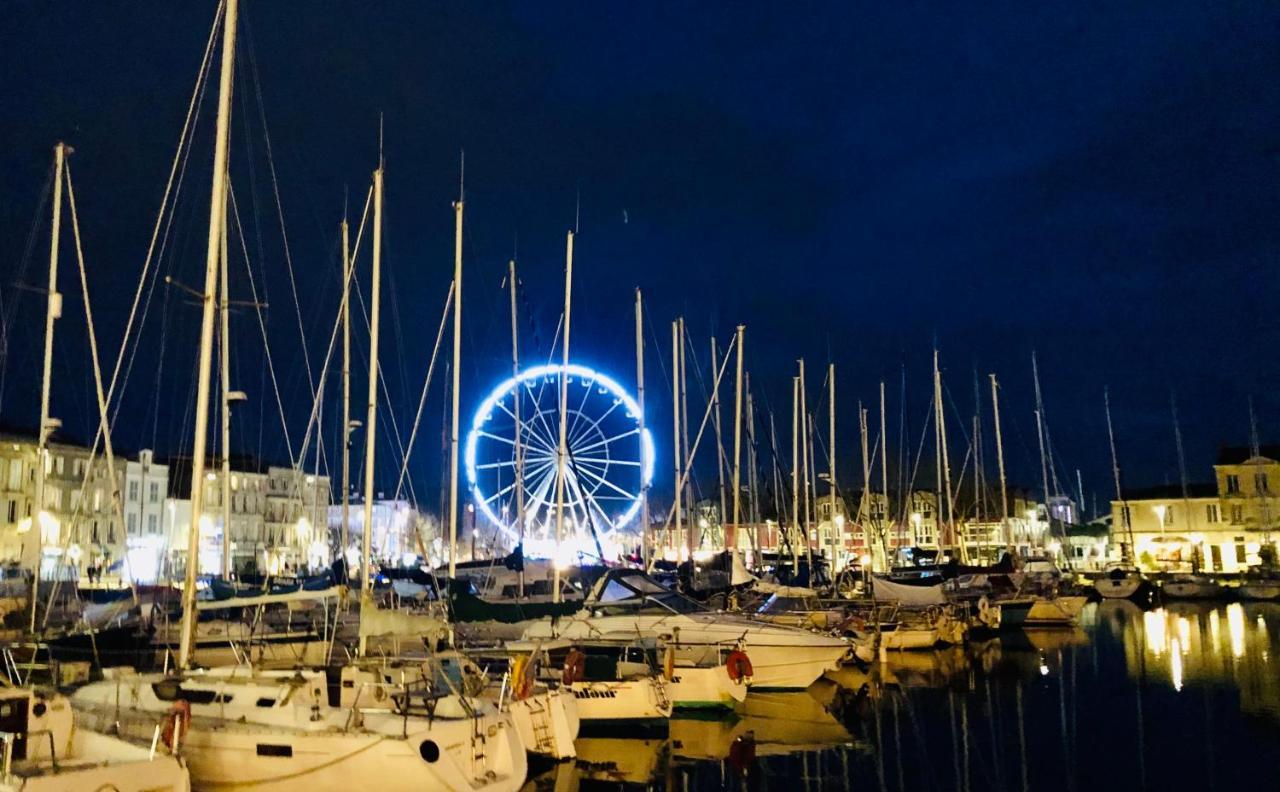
1111 483 1244 572
327 496 418 566
163 456 330 577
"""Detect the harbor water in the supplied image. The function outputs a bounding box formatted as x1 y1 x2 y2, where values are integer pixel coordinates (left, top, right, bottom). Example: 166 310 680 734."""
523 601 1280 790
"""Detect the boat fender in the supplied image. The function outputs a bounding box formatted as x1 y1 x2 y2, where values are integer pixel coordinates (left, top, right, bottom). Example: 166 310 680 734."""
978 596 992 624
725 649 753 684
662 646 675 681
162 699 191 752
562 649 586 686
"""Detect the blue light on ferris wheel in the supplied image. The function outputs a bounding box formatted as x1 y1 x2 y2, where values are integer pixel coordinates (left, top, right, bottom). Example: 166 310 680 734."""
464 362 655 545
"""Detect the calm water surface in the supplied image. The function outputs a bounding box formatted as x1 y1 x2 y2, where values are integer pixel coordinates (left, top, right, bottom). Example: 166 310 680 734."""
522 601 1280 791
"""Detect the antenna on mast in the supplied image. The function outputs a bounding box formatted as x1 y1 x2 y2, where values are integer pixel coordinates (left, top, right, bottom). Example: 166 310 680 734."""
458 149 465 203
378 113 384 169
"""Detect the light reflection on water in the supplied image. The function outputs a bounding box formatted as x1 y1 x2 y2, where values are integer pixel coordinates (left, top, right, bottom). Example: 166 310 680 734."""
523 602 1280 791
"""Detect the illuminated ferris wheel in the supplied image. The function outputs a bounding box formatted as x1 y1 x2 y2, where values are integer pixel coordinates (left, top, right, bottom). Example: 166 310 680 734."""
464 363 654 553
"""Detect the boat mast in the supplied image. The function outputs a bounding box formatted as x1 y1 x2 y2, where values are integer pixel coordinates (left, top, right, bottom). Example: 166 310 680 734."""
989 374 1011 552
1171 391 1197 566
1032 351 1053 554
30 142 67 633
934 349 961 561
879 380 889 570
358 164 384 657
679 318 691 552
791 376 800 573
711 336 726 544
858 402 869 564
552 231 573 603
340 217 351 570
179 0 237 671
218 196 232 580
671 320 682 563
732 325 745 553
634 288 646 568
511 260 525 593
827 364 836 570
447 162 463 578
1104 387 1134 562
746 374 760 563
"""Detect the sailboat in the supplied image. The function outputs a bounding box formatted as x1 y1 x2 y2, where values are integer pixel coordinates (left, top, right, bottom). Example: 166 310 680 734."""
72 3 528 789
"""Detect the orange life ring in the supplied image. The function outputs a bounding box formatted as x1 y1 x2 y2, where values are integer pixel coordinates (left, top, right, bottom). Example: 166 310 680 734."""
562 649 586 686
725 649 753 684
161 699 191 751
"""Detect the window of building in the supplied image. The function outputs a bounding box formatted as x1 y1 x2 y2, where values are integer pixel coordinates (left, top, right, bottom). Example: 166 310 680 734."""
149 482 159 504
128 481 139 502
1163 507 1174 526
5 501 13 524
54 456 64 476
127 513 138 534
6 462 19 491
147 514 158 534
1231 505 1244 523
91 521 99 543
1236 537 1247 564
1206 503 1220 523
93 489 102 512
1256 473 1269 494
1226 474 1240 494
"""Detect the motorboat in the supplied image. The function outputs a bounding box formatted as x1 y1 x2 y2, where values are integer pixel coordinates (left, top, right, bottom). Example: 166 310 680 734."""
1024 595 1089 626
521 568 849 691
0 687 188 792
1235 568 1280 602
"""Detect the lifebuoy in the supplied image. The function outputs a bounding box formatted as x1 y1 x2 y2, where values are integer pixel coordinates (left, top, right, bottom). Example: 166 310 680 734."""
511 655 535 700
725 649 753 684
161 699 191 751
662 646 676 681
562 649 586 686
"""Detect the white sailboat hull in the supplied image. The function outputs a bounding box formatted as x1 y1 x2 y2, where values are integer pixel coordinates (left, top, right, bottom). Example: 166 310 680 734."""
1096 574 1144 599
72 671 527 792
506 688 579 760
668 664 747 710
1025 596 1088 625
1237 582 1280 601
568 677 672 722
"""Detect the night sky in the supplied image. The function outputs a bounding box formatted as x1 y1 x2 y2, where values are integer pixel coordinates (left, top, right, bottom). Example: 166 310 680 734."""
3 2 1279 519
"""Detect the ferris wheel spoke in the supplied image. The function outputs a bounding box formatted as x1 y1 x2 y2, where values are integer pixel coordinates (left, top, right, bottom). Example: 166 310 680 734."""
572 456 637 466
572 427 639 457
515 411 558 455
475 429 519 447
573 477 618 534
565 372 600 443
525 388 564 453
568 397 622 449
475 459 519 471
572 461 637 501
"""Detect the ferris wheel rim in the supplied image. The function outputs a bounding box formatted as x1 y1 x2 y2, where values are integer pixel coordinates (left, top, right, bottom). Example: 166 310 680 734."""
464 362 655 545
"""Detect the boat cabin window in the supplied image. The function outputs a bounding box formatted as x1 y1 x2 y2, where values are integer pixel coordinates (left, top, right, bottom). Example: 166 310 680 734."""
152 684 232 705
597 579 636 603
530 580 552 596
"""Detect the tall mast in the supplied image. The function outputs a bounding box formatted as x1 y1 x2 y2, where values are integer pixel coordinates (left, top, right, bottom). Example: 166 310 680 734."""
827 364 836 568
791 376 800 572
447 164 463 578
732 325 745 550
807 414 817 570
359 164 384 652
798 359 809 563
859 402 870 560
218 200 232 580
990 374 1010 551
1104 387 1134 561
552 231 573 602
934 349 960 560
511 260 525 594
179 0 237 670
31 142 68 633
678 318 691 551
746 374 759 563
671 321 682 562
1032 351 1051 550
1171 392 1196 553
634 288 646 568
711 336 726 544
879 381 888 570
340 217 351 570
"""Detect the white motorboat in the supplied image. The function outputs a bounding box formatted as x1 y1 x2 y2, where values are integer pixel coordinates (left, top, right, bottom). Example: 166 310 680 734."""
503 687 579 761
667 660 748 711
1161 574 1223 600
0 687 188 792
71 665 527 792
521 568 849 691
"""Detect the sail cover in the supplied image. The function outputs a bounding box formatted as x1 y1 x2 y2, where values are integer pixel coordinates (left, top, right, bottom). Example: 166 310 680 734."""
871 575 947 606
359 598 449 644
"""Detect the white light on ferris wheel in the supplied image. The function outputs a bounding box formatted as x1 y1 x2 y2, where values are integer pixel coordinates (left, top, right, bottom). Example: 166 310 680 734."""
464 363 654 547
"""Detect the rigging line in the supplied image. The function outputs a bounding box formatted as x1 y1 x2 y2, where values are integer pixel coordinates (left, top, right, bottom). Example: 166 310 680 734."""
392 281 453 503
242 19 317 413
0 168 54 420
228 183 297 465
107 0 221 423
899 400 934 528
289 185 372 470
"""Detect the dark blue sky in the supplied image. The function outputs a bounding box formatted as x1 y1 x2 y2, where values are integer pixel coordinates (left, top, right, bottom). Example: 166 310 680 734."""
3 1 1279 514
